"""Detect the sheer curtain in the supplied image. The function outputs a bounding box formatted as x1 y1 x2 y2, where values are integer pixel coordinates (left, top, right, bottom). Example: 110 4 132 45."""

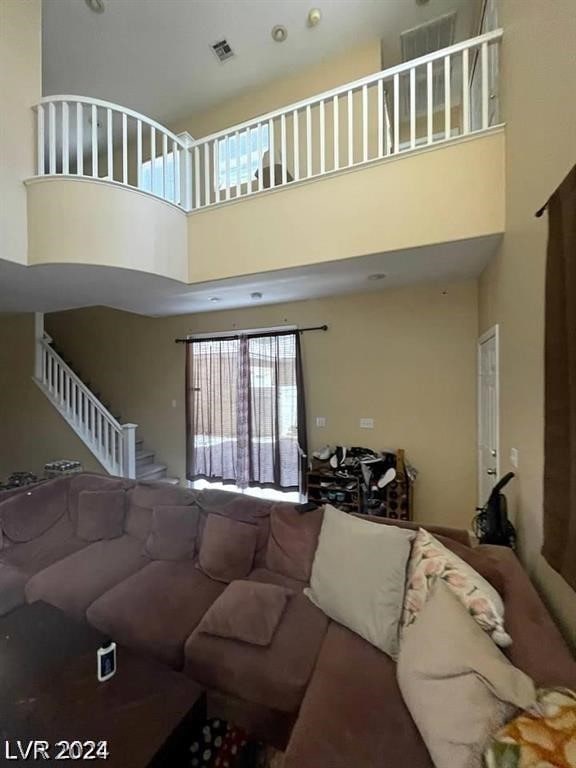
186 331 307 492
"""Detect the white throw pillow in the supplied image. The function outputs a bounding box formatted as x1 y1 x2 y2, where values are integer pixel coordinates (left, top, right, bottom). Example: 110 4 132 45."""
304 504 414 658
398 582 535 768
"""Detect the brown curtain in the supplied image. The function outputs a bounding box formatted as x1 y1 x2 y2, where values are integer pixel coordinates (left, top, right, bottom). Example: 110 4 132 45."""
543 163 576 590
185 331 307 492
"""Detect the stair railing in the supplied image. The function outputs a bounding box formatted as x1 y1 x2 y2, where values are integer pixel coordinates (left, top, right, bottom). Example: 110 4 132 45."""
33 320 137 478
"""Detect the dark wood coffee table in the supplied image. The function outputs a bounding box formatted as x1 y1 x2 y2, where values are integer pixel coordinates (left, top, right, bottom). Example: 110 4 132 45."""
0 602 204 766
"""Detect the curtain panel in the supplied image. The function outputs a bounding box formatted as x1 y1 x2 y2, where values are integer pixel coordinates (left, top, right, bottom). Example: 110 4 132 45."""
543 163 576 590
185 331 307 492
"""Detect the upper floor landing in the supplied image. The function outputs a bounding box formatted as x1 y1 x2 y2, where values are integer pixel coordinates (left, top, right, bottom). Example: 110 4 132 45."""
23 30 504 287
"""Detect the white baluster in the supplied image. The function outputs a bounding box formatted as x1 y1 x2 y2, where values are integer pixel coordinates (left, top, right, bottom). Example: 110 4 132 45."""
235 129 241 197
76 102 84 175
281 113 288 184
377 80 384 158
445 55 451 139
246 130 253 196
462 48 470 135
393 73 399 153
122 112 128 184
257 123 264 191
62 101 69 174
136 119 142 188
306 105 312 177
347 91 353 166
332 96 339 170
150 126 156 192
37 104 45 175
292 111 300 181
410 68 416 150
481 41 489 129
91 104 98 177
204 140 210 206
224 138 230 201
269 119 275 188
163 132 168 199
427 61 433 145
319 99 326 174
48 102 56 174
173 139 179 204
362 85 368 162
195 145 202 206
106 108 113 179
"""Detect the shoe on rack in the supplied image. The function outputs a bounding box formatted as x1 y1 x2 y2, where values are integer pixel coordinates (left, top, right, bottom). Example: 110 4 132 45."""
329 446 347 469
313 445 333 461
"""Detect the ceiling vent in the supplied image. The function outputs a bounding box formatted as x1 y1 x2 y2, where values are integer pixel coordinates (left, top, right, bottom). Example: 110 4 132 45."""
400 12 456 62
211 39 235 63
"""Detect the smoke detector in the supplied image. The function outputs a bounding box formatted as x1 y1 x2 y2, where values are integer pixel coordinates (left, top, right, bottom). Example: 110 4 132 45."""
211 39 235 63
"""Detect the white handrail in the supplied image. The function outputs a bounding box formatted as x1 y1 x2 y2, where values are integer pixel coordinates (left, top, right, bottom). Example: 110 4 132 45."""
35 338 137 478
195 29 503 145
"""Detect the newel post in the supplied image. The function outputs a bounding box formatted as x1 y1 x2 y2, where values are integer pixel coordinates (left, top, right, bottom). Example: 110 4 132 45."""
177 131 194 212
34 312 44 381
121 423 138 479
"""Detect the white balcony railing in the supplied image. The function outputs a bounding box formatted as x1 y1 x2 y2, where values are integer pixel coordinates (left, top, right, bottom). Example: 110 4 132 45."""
33 29 502 213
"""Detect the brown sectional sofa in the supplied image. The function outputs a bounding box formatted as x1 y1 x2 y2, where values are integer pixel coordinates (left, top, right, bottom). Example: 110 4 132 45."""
1 472 575 767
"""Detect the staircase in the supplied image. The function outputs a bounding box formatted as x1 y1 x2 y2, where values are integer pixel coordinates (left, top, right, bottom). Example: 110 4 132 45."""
32 314 179 484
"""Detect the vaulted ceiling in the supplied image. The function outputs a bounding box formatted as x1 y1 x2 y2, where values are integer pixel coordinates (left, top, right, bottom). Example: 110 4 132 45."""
43 0 481 124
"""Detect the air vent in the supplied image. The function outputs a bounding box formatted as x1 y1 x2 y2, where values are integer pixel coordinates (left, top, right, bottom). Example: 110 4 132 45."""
211 39 235 63
400 12 456 62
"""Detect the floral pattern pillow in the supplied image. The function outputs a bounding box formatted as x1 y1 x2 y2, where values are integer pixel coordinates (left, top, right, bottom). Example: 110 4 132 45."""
401 528 512 647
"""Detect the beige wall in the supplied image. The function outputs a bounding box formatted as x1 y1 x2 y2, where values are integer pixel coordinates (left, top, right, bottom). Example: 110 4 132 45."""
0 0 41 265
188 130 505 283
26 178 188 282
0 315 101 480
45 280 478 529
479 0 576 648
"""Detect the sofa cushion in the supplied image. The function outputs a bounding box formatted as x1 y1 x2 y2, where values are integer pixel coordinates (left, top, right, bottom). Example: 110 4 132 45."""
0 564 28 615
199 580 293 646
199 491 272 569
402 528 511 647
397 582 535 768
282 621 434 768
265 503 323 582
77 489 126 542
248 567 307 592
305 505 414 659
87 560 225 668
25 534 147 620
185 591 329 713
68 473 129 526
0 515 87 576
144 504 200 561
0 477 68 542
198 514 258 583
125 483 196 540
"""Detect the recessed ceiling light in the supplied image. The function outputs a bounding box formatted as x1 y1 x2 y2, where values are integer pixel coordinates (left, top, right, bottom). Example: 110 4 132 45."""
250 292 263 300
85 0 105 13
209 297 221 303
271 25 288 43
307 8 322 27
367 273 387 281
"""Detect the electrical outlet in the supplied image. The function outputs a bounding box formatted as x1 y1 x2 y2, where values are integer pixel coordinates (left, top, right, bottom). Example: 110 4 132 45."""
360 418 374 429
510 448 519 468
171 399 177 408
315 416 326 428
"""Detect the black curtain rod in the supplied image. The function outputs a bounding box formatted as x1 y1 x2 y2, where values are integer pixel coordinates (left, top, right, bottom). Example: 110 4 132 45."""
175 324 328 344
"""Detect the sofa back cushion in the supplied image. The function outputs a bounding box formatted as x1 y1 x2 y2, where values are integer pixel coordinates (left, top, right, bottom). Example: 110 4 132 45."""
77 489 126 542
0 476 69 542
197 513 258 583
68 473 130 526
144 504 201 560
266 503 324 582
125 483 197 540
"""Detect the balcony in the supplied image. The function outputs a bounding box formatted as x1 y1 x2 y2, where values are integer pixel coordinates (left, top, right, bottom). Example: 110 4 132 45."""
25 30 504 285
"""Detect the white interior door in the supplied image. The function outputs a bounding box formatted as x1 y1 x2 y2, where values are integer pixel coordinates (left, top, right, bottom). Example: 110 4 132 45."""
478 326 500 505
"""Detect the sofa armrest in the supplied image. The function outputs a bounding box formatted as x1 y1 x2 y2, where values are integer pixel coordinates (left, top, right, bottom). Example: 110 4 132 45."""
477 545 576 688
284 622 433 768
0 476 70 544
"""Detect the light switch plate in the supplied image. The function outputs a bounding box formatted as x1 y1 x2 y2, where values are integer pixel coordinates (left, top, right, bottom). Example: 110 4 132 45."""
315 416 326 428
360 418 374 429
510 448 519 468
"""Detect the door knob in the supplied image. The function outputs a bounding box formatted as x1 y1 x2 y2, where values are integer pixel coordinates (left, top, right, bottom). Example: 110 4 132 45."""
486 468 497 476
490 449 497 457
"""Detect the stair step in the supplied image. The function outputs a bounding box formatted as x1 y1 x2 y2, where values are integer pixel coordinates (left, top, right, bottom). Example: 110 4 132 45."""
136 463 168 481
135 439 144 450
136 450 155 466
155 477 180 486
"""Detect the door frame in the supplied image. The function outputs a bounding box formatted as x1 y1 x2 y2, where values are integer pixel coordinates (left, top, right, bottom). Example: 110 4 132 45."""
477 324 500 505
